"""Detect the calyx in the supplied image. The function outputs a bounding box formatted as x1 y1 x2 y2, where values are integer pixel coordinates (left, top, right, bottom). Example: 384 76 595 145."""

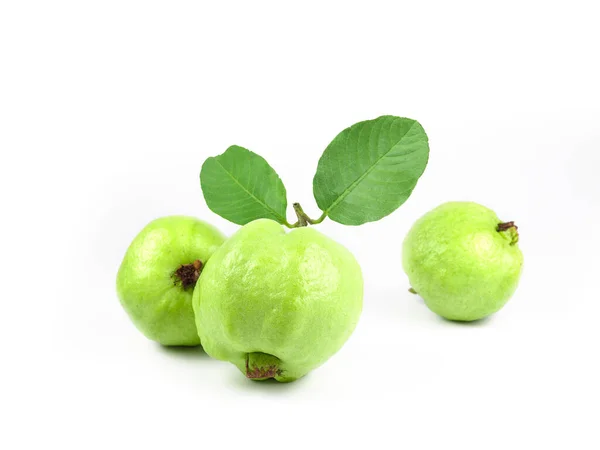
173 259 203 289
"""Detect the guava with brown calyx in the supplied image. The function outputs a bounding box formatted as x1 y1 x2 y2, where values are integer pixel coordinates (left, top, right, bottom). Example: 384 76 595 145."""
117 216 225 346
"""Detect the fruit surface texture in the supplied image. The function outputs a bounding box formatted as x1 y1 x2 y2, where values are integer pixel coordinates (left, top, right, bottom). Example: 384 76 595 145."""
117 216 225 346
194 219 363 382
403 202 523 321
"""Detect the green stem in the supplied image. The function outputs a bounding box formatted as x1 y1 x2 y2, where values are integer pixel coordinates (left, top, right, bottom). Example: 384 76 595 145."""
310 212 327 225
284 203 327 228
293 203 309 227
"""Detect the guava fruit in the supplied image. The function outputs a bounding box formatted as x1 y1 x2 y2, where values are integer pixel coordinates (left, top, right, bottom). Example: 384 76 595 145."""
193 219 363 382
402 202 523 321
116 216 225 346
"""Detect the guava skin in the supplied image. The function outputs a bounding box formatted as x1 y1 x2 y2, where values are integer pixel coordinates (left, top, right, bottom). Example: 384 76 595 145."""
403 202 523 322
193 219 363 382
116 216 225 346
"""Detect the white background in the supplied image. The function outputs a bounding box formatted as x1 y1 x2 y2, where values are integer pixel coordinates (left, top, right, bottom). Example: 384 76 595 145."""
2 1 599 449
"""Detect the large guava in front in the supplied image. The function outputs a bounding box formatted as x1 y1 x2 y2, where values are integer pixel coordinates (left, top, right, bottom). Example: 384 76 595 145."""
193 219 363 382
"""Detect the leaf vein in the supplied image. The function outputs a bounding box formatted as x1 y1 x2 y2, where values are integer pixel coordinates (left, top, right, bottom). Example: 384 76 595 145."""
214 159 285 222
324 120 420 215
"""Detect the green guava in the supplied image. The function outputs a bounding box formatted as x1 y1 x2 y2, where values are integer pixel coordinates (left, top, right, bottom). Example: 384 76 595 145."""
402 202 523 321
193 219 363 382
116 216 225 346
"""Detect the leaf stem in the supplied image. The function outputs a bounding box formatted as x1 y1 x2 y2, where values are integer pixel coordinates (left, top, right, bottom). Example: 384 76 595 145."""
284 203 327 228
310 212 327 225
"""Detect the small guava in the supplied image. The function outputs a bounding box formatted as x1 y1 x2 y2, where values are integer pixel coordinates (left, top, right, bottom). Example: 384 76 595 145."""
193 219 363 382
403 202 523 321
116 216 225 346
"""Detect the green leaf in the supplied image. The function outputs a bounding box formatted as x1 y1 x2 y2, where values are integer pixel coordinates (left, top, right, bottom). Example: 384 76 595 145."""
200 145 288 225
313 115 429 225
